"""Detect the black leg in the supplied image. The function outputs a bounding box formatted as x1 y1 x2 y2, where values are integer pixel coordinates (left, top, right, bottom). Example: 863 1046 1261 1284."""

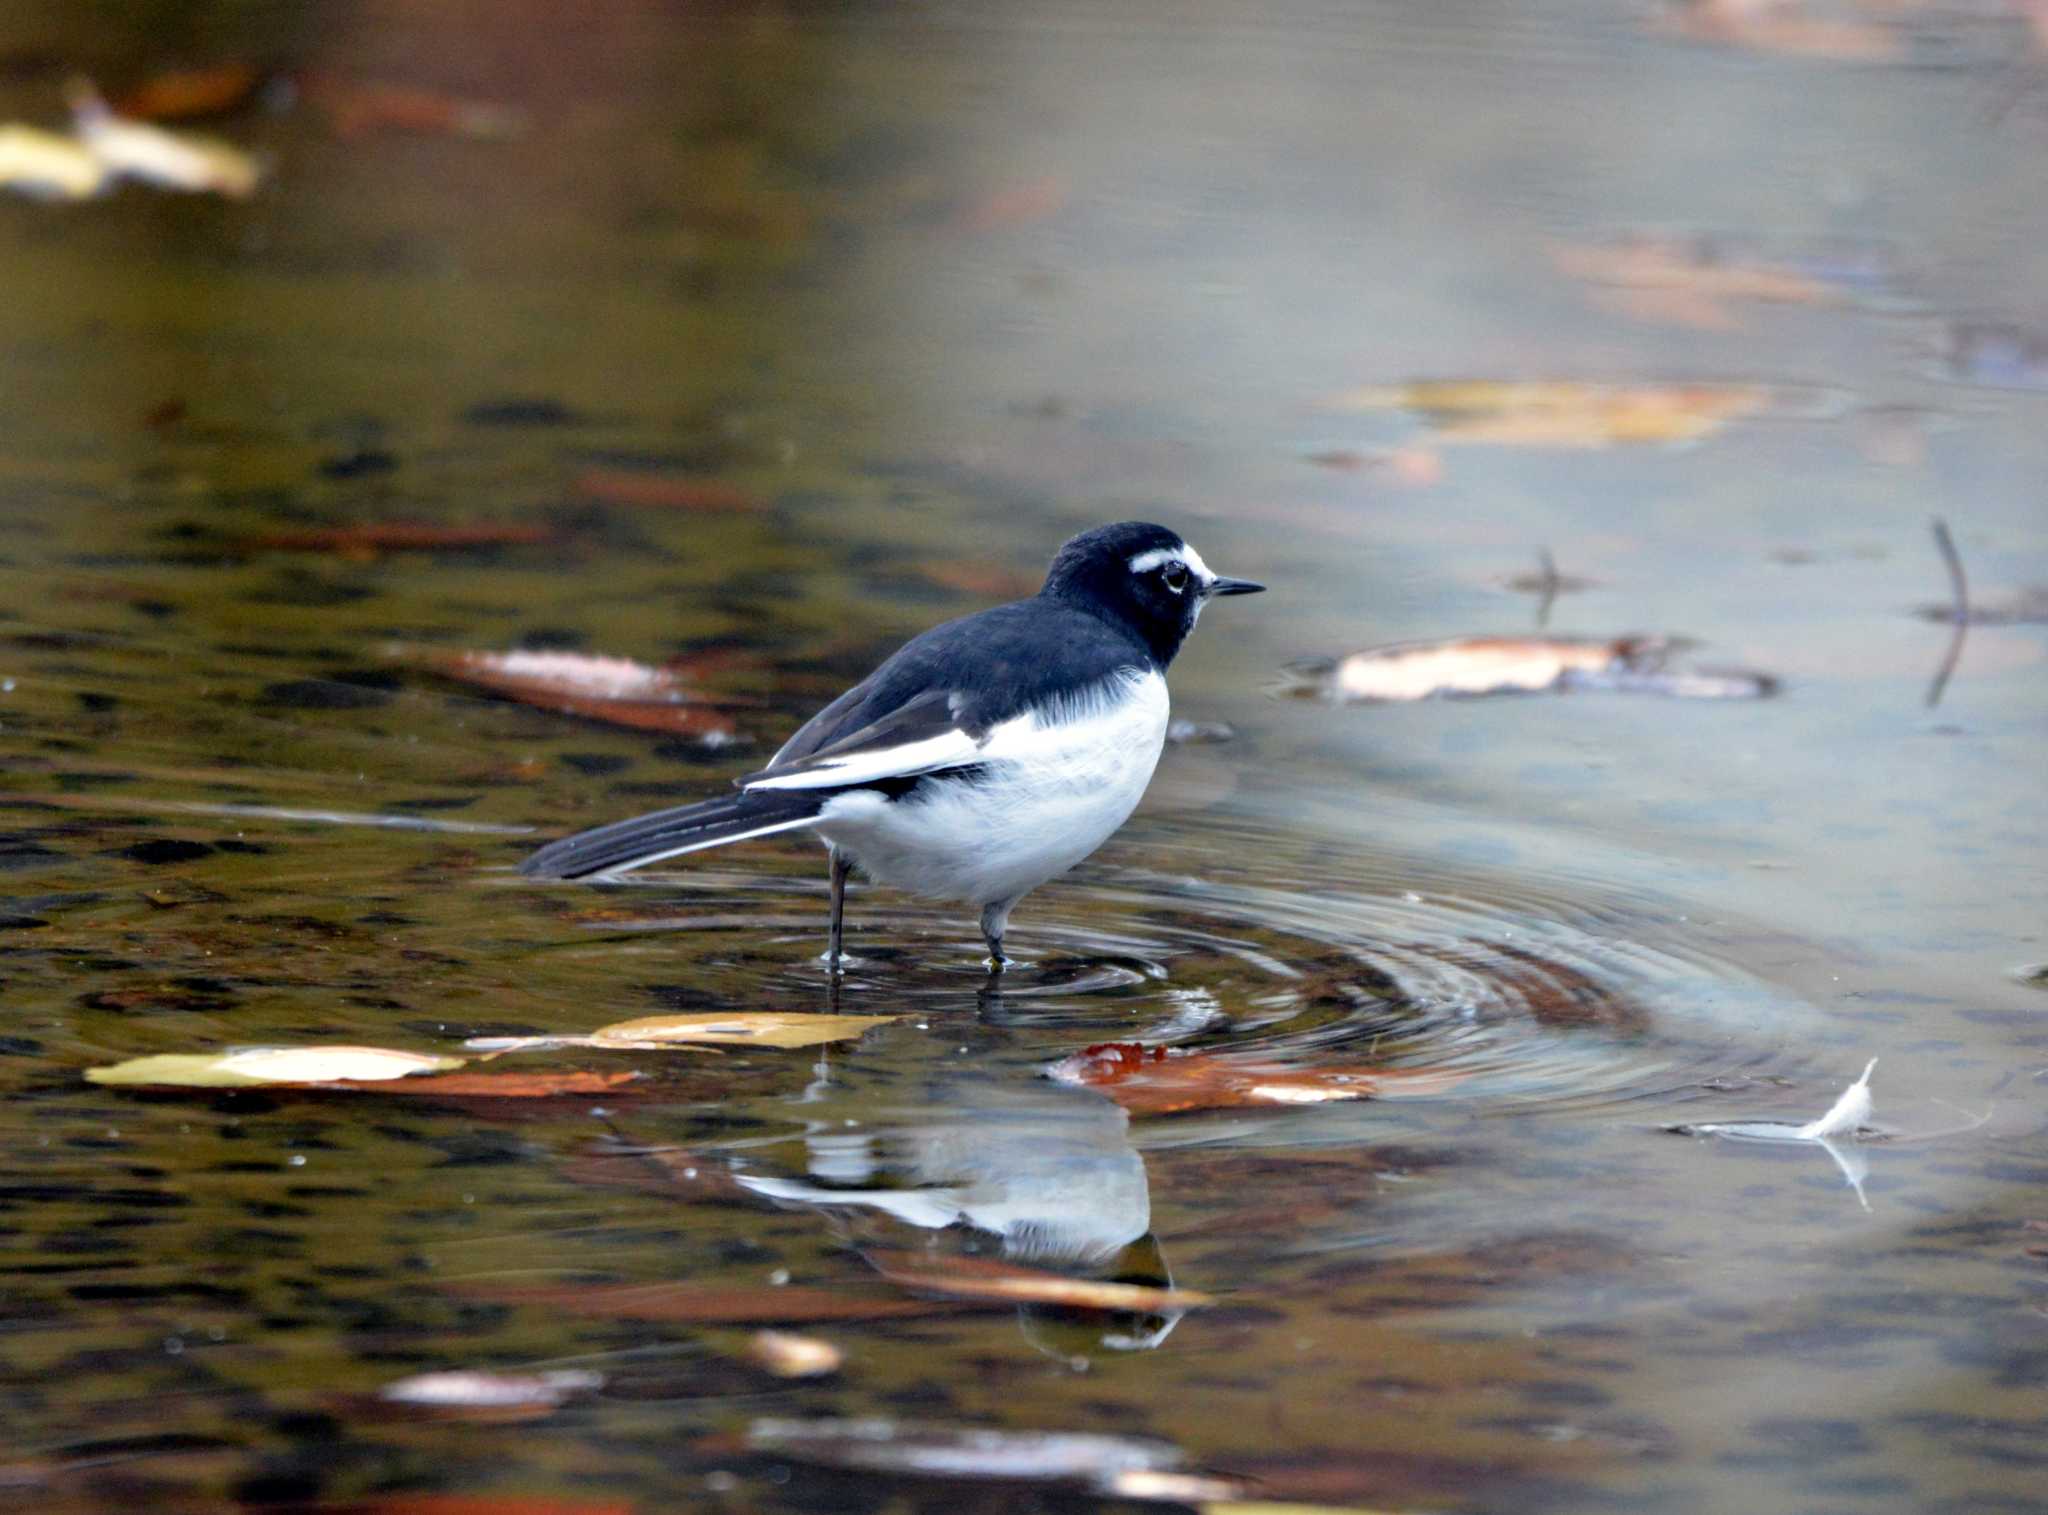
979 899 1013 973
827 848 851 973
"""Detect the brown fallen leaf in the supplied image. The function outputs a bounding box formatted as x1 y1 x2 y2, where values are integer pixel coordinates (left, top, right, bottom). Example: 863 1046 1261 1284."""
317 1070 645 1098
561 1144 750 1202
115 63 266 121
571 469 761 513
468 1012 903 1054
744 1329 844 1378
862 1249 1213 1314
402 647 743 742
1278 635 1777 702
454 1281 960 1324
299 74 529 139
252 522 561 558
1046 1042 1467 1117
1324 380 1772 448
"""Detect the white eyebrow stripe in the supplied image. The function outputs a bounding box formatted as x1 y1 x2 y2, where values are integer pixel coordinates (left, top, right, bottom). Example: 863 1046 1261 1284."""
1126 544 1213 581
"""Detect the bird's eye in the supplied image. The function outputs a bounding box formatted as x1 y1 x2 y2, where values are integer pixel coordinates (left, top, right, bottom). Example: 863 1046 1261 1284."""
1161 561 1189 593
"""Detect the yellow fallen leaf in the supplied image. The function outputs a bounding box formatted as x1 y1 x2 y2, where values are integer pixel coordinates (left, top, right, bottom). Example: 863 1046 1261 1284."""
0 123 108 200
1322 381 1770 448
1204 1504 1417 1515
87 1045 467 1087
467 1012 902 1054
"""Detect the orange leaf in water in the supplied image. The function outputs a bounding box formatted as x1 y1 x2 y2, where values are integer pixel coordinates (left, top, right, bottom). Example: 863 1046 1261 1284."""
252 522 560 559
404 648 742 743
862 1249 1213 1313
1324 380 1773 448
1047 1042 1467 1117
321 1070 646 1098
453 1281 960 1324
115 63 265 121
571 469 761 513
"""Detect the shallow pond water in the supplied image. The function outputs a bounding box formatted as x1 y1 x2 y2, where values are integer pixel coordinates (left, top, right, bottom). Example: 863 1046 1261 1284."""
2 3 2045 1512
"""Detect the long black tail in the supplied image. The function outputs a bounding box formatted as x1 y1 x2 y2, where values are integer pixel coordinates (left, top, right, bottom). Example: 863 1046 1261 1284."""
519 790 825 880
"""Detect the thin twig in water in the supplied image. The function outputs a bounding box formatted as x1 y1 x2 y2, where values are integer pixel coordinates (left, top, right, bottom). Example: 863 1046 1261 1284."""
1924 517 1969 709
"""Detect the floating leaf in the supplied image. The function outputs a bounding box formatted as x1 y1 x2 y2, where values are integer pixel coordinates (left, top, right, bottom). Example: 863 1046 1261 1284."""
1323 380 1773 448
331 1070 644 1098
403 647 743 742
1278 635 1777 703
862 1249 1213 1314
467 1012 903 1054
455 1281 956 1324
251 522 561 558
0 123 108 200
744 1329 844 1378
1047 1042 1467 1117
571 469 761 513
739 1417 1185 1492
115 64 266 121
86 1045 465 1088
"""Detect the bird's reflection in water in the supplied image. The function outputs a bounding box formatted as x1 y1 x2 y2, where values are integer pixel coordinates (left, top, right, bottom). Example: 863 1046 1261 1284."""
734 1058 1185 1354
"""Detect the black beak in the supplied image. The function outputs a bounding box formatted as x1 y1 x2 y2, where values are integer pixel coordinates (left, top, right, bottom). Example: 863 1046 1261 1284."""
1207 576 1265 597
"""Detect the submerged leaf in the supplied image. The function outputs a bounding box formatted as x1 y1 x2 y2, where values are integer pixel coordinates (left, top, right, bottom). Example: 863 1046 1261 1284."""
863 1249 1213 1314
377 1368 603 1413
468 1012 902 1054
252 522 561 557
402 647 743 741
330 1070 645 1098
87 1045 465 1088
1047 1042 1466 1117
301 75 529 139
740 1417 1184 1490
455 1281 955 1324
744 1329 844 1378
571 469 761 513
1323 380 1772 447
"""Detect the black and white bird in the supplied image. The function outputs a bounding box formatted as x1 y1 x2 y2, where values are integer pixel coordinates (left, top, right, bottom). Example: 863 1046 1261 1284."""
519 521 1264 970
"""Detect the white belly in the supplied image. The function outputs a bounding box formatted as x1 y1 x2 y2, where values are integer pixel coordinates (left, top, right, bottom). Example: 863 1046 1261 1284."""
813 667 1169 908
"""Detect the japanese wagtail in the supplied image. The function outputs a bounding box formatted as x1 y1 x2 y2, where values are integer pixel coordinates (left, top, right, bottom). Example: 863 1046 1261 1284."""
519 521 1264 971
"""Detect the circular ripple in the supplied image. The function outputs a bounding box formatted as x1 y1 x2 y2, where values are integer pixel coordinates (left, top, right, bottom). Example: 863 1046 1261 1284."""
526 833 1826 1116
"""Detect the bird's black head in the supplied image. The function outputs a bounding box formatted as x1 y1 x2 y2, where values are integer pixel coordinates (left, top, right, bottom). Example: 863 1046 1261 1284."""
1039 521 1265 667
